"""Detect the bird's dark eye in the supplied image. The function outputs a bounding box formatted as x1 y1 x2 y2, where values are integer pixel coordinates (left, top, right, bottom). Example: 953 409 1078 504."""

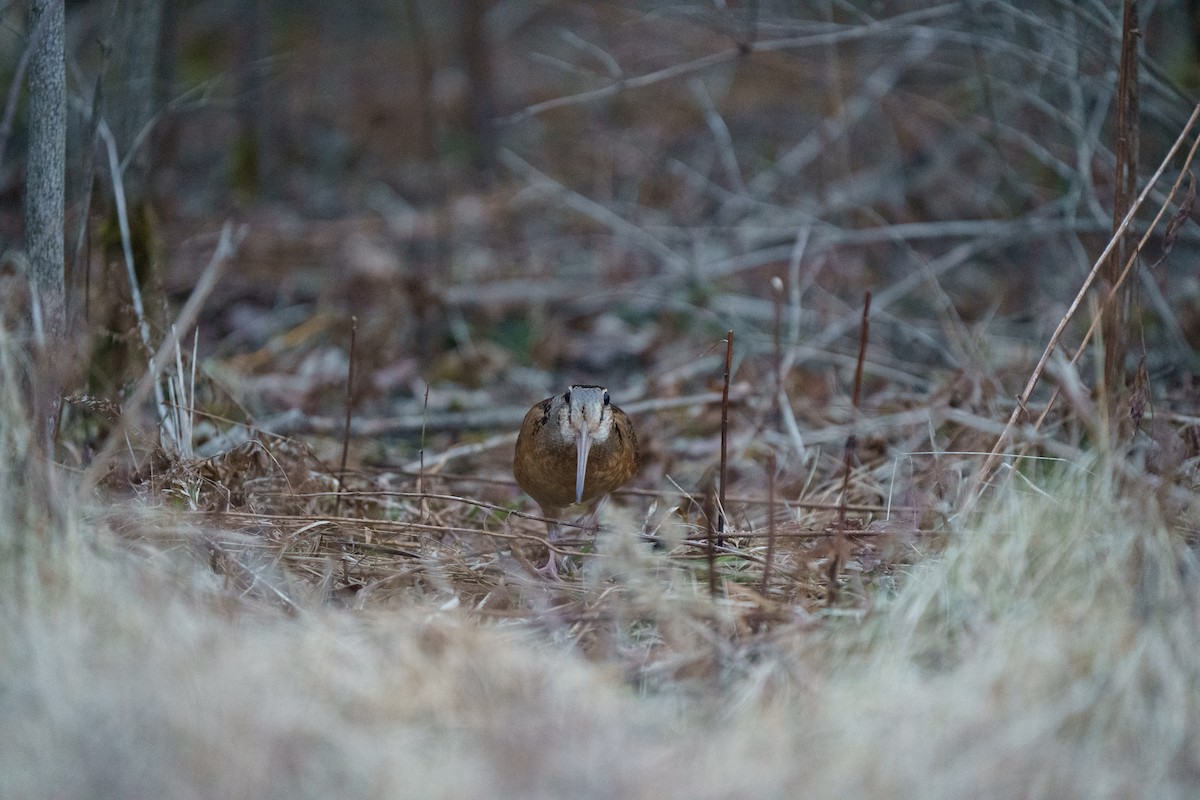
564 389 572 404
603 391 610 406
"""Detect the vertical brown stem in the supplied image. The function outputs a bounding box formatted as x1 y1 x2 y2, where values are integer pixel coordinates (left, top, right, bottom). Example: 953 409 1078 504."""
718 330 733 546
460 0 497 179
334 316 358 518
772 276 784 421
1105 0 1140 437
403 0 438 161
418 384 430 523
705 481 718 599
760 452 777 596
837 292 870 526
829 291 871 605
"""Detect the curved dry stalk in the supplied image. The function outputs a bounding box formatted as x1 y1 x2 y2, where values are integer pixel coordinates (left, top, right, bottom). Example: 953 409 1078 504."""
78 223 243 498
966 104 1200 514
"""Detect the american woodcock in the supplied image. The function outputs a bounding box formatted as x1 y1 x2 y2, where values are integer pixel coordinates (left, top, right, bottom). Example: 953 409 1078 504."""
513 385 639 577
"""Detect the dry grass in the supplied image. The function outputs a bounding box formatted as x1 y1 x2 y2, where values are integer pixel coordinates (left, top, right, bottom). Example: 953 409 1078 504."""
4 319 1200 799
6 3 1200 797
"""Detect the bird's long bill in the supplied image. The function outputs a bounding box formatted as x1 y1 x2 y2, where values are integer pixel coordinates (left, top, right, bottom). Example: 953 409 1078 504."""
575 424 592 504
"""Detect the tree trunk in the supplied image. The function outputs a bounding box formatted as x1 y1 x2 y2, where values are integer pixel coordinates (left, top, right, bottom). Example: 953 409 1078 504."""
459 0 496 181
26 0 66 449
233 0 275 197
111 0 163 205
94 0 164 391
26 0 66 343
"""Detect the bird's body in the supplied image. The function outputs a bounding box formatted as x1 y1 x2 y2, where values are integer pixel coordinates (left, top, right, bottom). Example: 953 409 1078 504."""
514 385 639 576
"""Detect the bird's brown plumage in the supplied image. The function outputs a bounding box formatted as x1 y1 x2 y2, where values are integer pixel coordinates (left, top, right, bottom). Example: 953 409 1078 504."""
513 385 639 519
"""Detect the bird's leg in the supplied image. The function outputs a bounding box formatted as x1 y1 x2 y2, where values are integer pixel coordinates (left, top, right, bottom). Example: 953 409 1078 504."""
541 498 607 579
536 507 563 579
534 500 602 579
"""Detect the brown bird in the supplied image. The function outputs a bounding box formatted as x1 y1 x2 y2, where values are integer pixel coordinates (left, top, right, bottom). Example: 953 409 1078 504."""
513 385 639 577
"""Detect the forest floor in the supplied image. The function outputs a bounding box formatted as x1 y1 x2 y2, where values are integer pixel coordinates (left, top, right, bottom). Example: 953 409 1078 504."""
4 3 1200 798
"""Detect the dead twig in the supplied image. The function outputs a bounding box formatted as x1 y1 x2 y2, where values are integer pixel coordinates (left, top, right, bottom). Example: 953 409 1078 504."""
334 315 357 518
968 103 1200 511
705 479 718 599
78 223 243 498
497 6 955 124
829 291 871 605
264 388 752 440
760 452 777 596
718 330 734 547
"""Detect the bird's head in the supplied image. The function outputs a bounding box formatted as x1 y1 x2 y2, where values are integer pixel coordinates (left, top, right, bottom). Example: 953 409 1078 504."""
556 385 613 504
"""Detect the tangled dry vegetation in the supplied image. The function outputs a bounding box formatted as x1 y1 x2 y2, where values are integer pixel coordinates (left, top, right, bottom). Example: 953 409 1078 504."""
5 2 1200 798
6 335 1200 797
